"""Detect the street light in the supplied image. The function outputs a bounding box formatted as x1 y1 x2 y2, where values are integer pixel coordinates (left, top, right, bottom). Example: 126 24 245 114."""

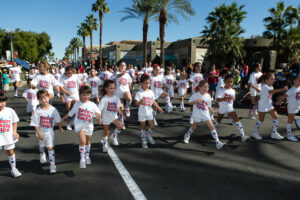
5 29 15 61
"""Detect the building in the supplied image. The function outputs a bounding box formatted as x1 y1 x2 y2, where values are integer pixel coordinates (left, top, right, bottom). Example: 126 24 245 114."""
85 37 276 70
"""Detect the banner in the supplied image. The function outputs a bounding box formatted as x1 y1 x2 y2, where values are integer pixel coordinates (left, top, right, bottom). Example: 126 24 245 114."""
6 50 11 60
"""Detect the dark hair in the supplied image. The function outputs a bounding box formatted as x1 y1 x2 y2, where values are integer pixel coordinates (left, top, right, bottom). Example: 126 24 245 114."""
27 79 33 84
193 62 201 72
37 90 49 99
195 80 208 91
259 72 274 83
225 74 234 81
292 75 300 83
79 85 92 94
220 68 229 76
65 66 75 73
0 91 8 102
117 61 126 66
100 80 115 97
140 74 150 83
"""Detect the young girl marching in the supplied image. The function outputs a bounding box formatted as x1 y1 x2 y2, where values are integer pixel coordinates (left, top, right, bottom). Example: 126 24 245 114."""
176 71 189 111
215 74 249 142
164 67 176 106
32 61 60 99
276 75 300 142
135 74 163 148
61 86 101 168
114 61 133 119
248 63 263 119
99 65 113 81
183 80 225 149
22 79 39 116
251 73 288 140
0 92 22 177
87 68 103 104
98 80 125 152
30 90 63 174
189 62 204 124
9 62 23 97
150 64 173 125
59 66 82 130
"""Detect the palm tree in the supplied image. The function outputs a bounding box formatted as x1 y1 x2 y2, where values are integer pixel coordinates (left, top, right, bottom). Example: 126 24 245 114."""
201 3 246 66
77 22 90 60
65 46 73 61
263 1 298 62
120 0 158 66
157 0 195 68
92 0 110 68
85 14 98 65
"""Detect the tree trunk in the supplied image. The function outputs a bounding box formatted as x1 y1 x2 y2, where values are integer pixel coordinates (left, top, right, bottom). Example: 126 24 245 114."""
77 47 79 62
143 18 149 67
159 8 167 68
90 30 93 67
83 36 86 59
99 12 103 69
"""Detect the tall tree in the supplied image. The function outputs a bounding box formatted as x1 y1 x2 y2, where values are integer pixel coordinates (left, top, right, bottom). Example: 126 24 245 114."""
201 3 247 66
157 0 194 68
120 0 158 66
77 22 89 60
70 37 83 63
85 14 98 65
92 0 110 68
263 1 298 62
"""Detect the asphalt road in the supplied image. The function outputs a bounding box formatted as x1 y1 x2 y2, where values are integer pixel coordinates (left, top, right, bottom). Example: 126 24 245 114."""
1 87 300 200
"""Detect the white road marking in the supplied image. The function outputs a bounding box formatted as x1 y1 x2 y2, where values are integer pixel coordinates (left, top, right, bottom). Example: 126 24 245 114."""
107 145 147 200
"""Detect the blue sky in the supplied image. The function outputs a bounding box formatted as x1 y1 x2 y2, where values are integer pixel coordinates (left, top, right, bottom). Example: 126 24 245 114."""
0 0 299 60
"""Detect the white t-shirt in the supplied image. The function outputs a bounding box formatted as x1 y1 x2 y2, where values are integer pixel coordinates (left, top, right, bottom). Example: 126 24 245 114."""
216 88 235 111
135 89 156 117
286 86 300 108
99 71 113 81
259 84 273 106
54 73 61 81
216 77 225 93
189 92 211 119
30 105 61 135
143 67 153 75
248 72 263 90
32 73 58 94
98 95 121 121
115 73 132 92
150 75 166 98
177 79 189 96
22 88 39 106
10 66 22 82
68 101 100 127
59 68 65 75
189 73 204 90
87 76 103 98
0 107 19 146
164 75 176 90
28 74 36 80
59 74 82 99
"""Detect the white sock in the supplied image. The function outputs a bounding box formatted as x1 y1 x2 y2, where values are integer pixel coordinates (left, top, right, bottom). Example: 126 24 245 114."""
141 130 147 141
112 129 121 138
79 145 86 161
48 150 55 166
125 100 132 109
272 119 279 133
147 128 153 136
39 145 45 155
165 96 172 107
235 121 245 136
118 113 124 123
102 137 107 144
8 154 16 169
85 144 91 158
211 129 220 143
287 124 292 137
254 120 262 133
186 128 194 136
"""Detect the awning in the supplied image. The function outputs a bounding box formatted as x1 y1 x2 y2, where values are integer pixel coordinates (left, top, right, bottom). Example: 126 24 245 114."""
14 58 30 70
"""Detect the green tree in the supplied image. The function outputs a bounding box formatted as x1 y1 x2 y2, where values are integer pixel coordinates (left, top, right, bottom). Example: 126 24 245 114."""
77 22 90 60
201 3 246 66
157 0 195 67
85 14 98 65
263 1 298 62
92 0 110 68
121 0 158 66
